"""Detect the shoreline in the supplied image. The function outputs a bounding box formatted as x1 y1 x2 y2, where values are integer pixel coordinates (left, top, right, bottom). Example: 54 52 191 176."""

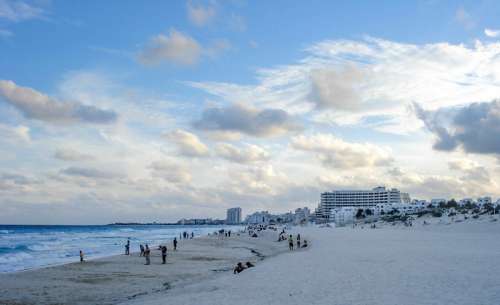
0 229 291 305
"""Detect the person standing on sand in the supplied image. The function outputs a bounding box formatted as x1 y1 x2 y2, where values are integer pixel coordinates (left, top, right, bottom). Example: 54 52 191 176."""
296 234 301 249
79 250 84 262
173 238 177 251
191 232 194 239
161 246 167 264
288 235 294 251
140 244 144 256
144 244 151 265
125 239 130 255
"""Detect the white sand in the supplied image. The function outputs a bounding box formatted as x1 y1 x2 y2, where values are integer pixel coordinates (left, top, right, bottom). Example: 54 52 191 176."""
124 216 500 305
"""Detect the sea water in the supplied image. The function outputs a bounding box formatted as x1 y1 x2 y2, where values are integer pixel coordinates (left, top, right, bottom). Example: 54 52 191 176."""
0 224 242 273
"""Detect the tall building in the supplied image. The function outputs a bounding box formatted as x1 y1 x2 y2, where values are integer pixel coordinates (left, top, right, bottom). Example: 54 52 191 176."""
317 186 411 220
226 207 242 224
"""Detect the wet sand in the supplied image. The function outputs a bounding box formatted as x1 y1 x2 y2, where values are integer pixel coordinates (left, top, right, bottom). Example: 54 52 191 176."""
0 230 287 305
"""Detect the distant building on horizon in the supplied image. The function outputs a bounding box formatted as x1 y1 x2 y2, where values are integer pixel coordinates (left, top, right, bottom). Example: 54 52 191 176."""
226 207 242 225
316 186 411 221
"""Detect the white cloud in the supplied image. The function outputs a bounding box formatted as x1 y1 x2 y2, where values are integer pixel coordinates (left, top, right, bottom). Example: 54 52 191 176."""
485 28 500 38
0 124 30 143
455 6 475 30
138 29 202 66
187 1 216 27
54 148 94 161
150 160 192 184
189 36 500 135
215 143 270 163
0 28 13 37
0 0 45 22
309 65 365 111
0 80 117 124
291 133 393 169
164 129 209 157
204 39 231 58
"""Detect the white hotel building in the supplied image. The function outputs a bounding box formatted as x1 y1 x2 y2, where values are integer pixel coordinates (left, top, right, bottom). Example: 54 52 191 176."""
226 207 242 225
316 186 411 220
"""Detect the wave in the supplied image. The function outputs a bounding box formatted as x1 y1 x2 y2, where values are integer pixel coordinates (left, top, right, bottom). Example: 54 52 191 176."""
0 230 11 234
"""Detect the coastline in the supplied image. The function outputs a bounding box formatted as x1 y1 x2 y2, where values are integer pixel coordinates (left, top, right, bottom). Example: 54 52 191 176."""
0 230 289 305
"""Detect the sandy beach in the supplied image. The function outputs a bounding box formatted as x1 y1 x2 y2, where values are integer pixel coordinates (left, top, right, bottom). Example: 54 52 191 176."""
0 230 288 305
128 216 500 305
2 217 500 305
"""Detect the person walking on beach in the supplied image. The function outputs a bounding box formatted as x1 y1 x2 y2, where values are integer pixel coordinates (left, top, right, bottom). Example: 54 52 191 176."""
144 244 151 265
191 232 194 239
296 234 301 249
173 238 177 251
288 235 294 251
125 239 130 255
161 246 167 264
79 250 84 262
140 244 144 257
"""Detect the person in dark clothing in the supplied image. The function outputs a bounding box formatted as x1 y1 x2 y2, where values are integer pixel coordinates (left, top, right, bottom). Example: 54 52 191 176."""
228 230 231 237
296 234 301 249
125 239 130 255
191 232 194 239
79 250 84 263
140 244 144 256
173 237 178 251
245 261 254 268
144 245 150 265
233 262 246 274
288 235 294 250
161 246 167 264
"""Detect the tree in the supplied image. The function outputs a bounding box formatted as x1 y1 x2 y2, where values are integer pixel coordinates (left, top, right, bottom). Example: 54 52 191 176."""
365 209 373 216
355 209 365 219
446 199 458 208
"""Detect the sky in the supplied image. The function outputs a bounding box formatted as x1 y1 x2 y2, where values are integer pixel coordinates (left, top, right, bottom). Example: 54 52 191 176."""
1 0 500 224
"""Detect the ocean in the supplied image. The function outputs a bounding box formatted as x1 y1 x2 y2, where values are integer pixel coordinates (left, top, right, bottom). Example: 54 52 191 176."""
0 224 242 273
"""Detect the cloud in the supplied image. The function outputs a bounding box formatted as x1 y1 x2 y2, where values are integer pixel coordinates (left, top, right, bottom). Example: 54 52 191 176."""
138 29 202 66
60 167 123 179
204 39 231 58
54 148 94 161
414 100 500 155
0 80 117 124
0 124 30 142
149 160 192 183
227 13 246 32
0 0 45 22
309 66 365 111
193 104 300 137
164 129 209 157
448 159 491 183
215 143 270 163
187 1 216 27
291 133 393 169
0 28 13 37
189 36 500 135
485 28 500 38
455 6 475 30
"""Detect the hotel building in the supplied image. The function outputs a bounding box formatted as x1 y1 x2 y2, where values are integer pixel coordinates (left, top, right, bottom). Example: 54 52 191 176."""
316 186 410 220
226 207 242 225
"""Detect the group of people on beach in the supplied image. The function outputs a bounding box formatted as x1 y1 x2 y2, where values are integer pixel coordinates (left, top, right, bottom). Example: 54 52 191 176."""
137 237 179 265
277 230 308 251
78 235 183 265
233 261 255 274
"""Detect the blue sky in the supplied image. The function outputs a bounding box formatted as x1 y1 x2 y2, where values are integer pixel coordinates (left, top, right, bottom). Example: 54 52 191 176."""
1 0 500 224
